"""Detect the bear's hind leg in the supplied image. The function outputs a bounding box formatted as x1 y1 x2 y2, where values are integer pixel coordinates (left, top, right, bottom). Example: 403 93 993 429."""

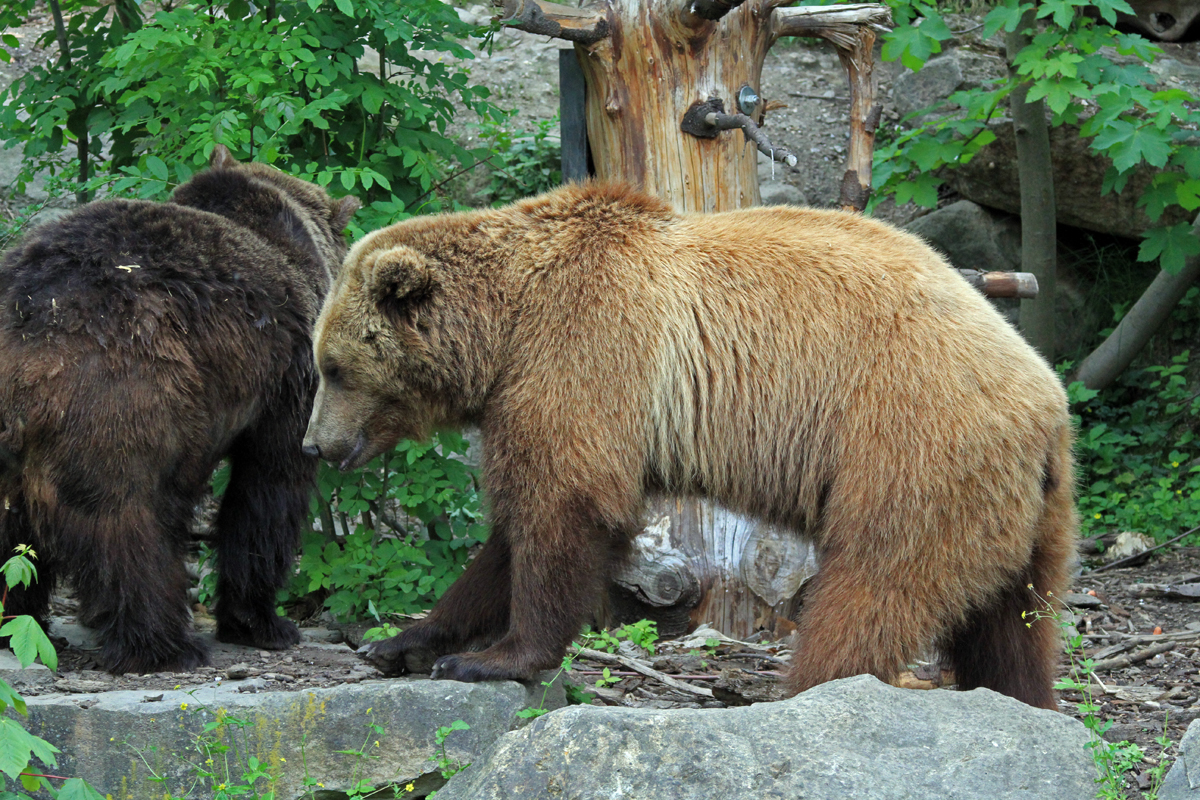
938 562 1060 710
70 502 208 674
785 548 933 695
360 525 512 676
213 417 310 651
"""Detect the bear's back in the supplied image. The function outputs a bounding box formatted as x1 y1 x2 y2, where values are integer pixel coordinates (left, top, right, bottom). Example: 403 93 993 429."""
1 199 317 350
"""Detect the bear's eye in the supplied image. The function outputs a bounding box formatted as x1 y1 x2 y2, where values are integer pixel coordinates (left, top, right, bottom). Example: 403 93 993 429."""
323 363 342 384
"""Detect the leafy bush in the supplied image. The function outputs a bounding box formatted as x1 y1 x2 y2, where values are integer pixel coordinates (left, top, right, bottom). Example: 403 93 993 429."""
1068 344 1200 544
286 431 487 622
483 115 562 206
1 0 502 231
0 546 104 799
869 0 1200 274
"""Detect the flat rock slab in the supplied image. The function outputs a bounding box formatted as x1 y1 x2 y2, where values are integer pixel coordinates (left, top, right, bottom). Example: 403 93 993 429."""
21 675 563 799
1161 719 1200 799
437 675 1098 800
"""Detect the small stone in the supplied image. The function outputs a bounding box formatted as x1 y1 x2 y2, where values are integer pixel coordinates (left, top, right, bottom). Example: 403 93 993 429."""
1063 592 1104 609
226 663 254 680
141 694 164 703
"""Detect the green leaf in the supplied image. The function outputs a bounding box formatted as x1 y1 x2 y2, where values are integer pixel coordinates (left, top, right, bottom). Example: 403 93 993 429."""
56 778 106 800
0 680 26 717
332 0 354 15
0 718 58 780
1092 120 1172 172
1139 222 1200 274
145 155 169 181
0 617 55 670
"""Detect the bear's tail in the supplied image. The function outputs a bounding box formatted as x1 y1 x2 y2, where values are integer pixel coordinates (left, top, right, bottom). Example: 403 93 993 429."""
940 424 1077 709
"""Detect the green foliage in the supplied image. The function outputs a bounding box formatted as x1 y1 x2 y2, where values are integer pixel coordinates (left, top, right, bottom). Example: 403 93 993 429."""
579 620 659 656
1025 589 1174 799
287 431 487 622
429 720 470 782
1 0 502 231
1066 346 1200 545
868 0 1200 273
483 115 562 206
0 546 106 799
125 697 403 799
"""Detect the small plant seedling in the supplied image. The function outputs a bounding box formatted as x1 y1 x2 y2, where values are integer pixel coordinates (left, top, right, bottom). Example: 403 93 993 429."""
430 720 471 781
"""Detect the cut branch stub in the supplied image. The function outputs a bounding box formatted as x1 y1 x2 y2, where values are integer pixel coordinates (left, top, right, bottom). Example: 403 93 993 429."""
958 270 1039 299
496 0 609 44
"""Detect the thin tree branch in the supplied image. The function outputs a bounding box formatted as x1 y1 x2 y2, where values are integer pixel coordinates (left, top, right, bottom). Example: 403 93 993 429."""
1073 213 1200 391
576 647 714 698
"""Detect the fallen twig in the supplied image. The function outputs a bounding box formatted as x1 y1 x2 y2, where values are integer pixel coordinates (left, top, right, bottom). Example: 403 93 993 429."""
1090 526 1200 573
576 647 714 698
1091 642 1175 672
1126 583 1200 600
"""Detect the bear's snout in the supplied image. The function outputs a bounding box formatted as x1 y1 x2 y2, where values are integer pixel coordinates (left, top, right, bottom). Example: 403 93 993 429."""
301 442 321 458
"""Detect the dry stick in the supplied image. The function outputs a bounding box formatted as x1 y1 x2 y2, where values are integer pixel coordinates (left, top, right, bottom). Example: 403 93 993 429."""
1090 525 1200 573
576 647 714 698
1091 641 1175 672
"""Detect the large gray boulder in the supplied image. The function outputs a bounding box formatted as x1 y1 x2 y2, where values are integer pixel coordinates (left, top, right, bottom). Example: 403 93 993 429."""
20 676 562 799
1161 718 1200 799
904 200 1021 273
436 674 1098 800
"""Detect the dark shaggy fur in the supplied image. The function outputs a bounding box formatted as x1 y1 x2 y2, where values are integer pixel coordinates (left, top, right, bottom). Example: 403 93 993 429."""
0 147 358 673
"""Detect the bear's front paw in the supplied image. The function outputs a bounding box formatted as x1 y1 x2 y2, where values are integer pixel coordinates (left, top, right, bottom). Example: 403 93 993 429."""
357 637 413 677
429 652 530 683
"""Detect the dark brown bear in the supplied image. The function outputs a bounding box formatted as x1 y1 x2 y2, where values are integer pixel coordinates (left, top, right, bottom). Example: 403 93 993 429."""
0 146 358 673
303 182 1076 709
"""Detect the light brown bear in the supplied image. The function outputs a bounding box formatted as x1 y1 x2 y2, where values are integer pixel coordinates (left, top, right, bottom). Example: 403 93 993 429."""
302 182 1077 709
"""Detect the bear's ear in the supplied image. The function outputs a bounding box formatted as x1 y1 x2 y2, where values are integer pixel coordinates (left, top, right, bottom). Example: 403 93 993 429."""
366 246 439 329
332 196 361 233
209 144 237 170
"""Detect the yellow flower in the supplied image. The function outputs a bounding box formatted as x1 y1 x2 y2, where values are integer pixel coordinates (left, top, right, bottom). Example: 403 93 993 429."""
280 758 286 763
206 759 213 766
318 784 325 789
1021 611 1026 619
217 784 226 791
180 703 188 710
1173 462 1180 467
1026 584 1034 590
374 740 380 747
405 784 415 793
1093 513 1101 519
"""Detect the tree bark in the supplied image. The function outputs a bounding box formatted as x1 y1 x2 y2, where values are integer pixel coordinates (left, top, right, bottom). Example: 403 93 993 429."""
1072 213 1200 391
571 0 776 210
1007 8 1057 360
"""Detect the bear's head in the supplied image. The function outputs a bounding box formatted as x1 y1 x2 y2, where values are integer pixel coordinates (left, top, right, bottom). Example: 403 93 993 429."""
173 145 361 282
302 214 505 470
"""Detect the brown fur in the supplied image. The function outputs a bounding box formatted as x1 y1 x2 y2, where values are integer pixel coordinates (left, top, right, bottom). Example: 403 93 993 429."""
303 182 1077 708
0 147 358 673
